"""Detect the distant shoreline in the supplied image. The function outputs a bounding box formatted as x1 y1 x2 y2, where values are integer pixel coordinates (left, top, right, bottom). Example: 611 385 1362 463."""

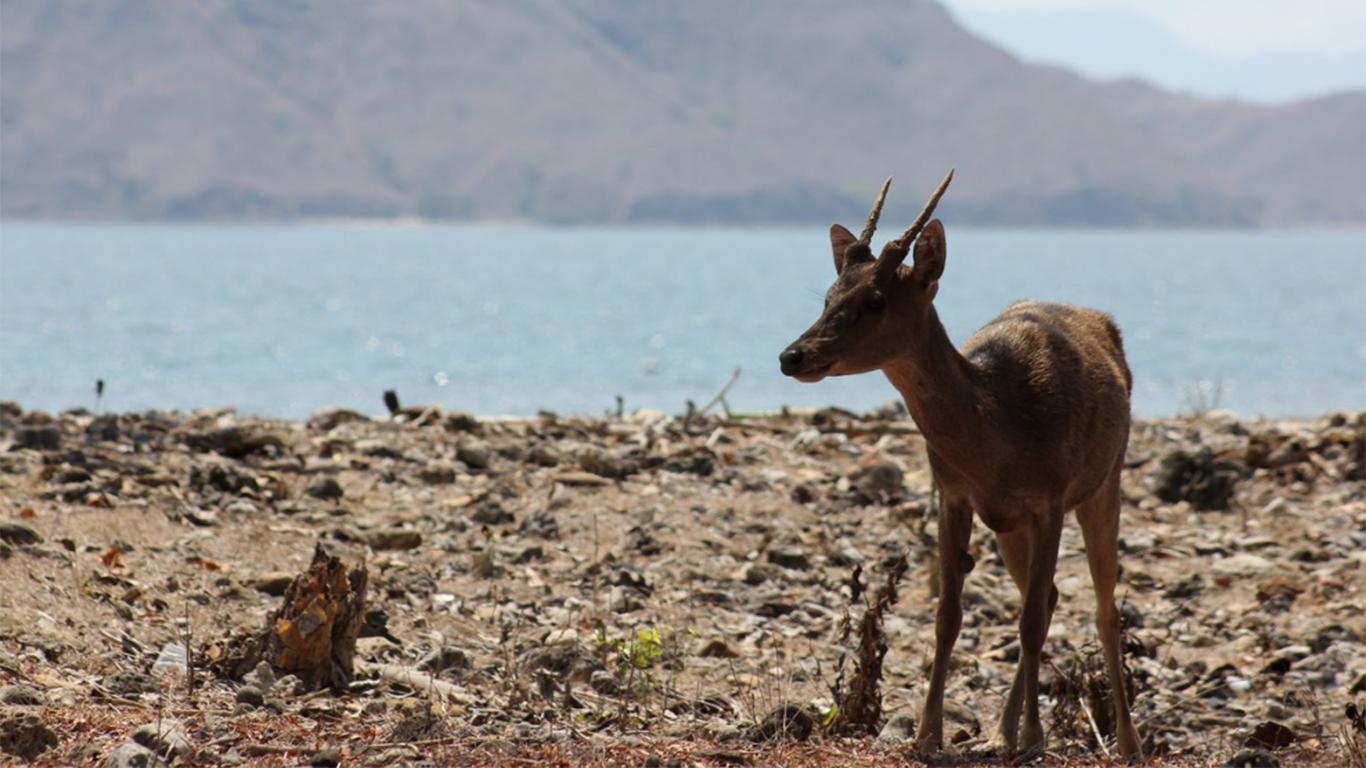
4 217 1366 232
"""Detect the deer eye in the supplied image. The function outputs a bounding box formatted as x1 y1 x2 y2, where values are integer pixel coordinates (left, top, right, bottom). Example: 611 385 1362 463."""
866 292 885 311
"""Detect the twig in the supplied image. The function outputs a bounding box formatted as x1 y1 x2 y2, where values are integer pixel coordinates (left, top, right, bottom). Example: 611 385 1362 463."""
244 743 311 756
1080 697 1111 757
361 662 464 700
699 367 741 416
357 734 465 751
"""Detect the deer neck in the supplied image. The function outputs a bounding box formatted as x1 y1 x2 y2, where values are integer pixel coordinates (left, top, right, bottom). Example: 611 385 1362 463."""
881 305 999 475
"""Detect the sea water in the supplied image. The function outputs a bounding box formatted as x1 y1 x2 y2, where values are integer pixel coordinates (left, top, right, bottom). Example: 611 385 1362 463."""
1 224 1363 419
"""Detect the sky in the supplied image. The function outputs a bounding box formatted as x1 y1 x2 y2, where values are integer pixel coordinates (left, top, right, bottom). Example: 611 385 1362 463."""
941 0 1366 102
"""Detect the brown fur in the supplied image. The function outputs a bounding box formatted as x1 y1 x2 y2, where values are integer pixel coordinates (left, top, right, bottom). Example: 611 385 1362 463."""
780 216 1142 758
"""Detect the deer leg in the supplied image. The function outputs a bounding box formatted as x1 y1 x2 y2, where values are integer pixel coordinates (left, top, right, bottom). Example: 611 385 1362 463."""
1077 464 1143 759
991 528 1059 753
1016 512 1064 755
912 494 973 753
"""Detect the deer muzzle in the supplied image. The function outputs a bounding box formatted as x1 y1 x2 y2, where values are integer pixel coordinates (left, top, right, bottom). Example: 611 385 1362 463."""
778 342 832 382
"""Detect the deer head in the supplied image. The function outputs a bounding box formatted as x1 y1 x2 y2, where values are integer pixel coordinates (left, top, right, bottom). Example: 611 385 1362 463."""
779 170 954 382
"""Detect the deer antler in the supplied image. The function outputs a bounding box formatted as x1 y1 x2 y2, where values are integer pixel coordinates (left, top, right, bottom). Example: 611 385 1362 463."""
892 169 954 249
859 176 894 244
875 169 954 279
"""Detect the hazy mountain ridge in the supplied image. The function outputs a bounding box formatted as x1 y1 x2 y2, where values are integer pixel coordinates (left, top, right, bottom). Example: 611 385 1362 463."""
1 0 1362 226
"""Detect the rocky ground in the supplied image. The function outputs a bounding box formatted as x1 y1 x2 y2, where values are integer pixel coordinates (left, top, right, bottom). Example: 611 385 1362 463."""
0 400 1362 767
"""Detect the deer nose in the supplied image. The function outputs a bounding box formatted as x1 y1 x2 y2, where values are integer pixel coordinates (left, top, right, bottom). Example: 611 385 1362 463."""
779 347 804 375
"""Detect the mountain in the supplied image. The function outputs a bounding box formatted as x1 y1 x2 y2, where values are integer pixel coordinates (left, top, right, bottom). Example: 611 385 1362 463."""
1 0 1363 226
950 7 1366 105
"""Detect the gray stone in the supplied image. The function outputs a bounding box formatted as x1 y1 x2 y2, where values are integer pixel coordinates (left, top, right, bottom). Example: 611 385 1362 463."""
854 461 903 499
577 446 626 478
0 709 59 759
827 546 864 567
416 646 471 676
470 501 513 525
878 714 917 742
608 586 640 613
456 439 492 470
235 685 265 708
519 509 559 539
527 444 560 467
1213 553 1277 577
132 718 192 759
589 669 619 694
743 563 782 586
307 407 369 432
105 742 168 768
253 572 294 596
366 528 422 550
0 685 47 706
15 425 61 451
0 523 42 546
104 670 158 695
243 661 276 692
306 477 344 500
767 547 812 571
310 748 343 767
417 463 457 485
444 412 480 432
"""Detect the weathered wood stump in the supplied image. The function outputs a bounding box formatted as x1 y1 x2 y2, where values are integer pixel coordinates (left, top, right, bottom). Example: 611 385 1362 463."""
219 544 368 691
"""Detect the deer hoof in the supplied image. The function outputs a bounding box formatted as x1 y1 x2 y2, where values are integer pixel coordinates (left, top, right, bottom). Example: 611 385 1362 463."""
910 731 942 755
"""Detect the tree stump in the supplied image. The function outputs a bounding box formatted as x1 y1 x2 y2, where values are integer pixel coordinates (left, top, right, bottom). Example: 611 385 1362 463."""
219 544 368 691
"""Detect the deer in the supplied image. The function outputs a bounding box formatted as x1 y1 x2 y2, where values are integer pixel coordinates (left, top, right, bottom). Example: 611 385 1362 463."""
779 171 1142 759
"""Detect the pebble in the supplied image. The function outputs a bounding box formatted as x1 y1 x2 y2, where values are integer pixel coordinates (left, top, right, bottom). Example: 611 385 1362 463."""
253 572 294 596
132 718 192 759
590 669 619 694
470 501 514 525
827 546 864 567
767 547 812 571
1212 553 1277 577
105 741 168 768
445 412 480 432
306 477 344 501
0 522 42 546
456 439 492 470
743 563 782 585
608 586 640 613
519 509 559 539
0 685 47 706
544 629 579 646
417 463 457 485
0 709 59 759
308 407 369 432
854 461 903 499
416 646 471 675
235 685 265 708
104 670 158 695
878 714 917 742
310 748 343 767
223 499 258 516
1222 747 1279 768
527 444 560 467
749 704 815 742
366 528 422 550
15 424 61 451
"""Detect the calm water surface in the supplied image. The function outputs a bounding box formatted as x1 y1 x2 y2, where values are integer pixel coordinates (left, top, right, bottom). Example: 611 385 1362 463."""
1 224 1363 418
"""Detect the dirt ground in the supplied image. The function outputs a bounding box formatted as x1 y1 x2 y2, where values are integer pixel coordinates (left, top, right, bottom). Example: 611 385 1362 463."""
0 400 1362 767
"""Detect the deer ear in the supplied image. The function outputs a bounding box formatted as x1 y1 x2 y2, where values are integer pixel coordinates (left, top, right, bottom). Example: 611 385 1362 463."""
829 224 867 274
910 219 946 287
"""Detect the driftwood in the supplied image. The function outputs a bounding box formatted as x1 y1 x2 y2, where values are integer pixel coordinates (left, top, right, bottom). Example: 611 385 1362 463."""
218 544 368 691
699 367 741 417
360 662 463 701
